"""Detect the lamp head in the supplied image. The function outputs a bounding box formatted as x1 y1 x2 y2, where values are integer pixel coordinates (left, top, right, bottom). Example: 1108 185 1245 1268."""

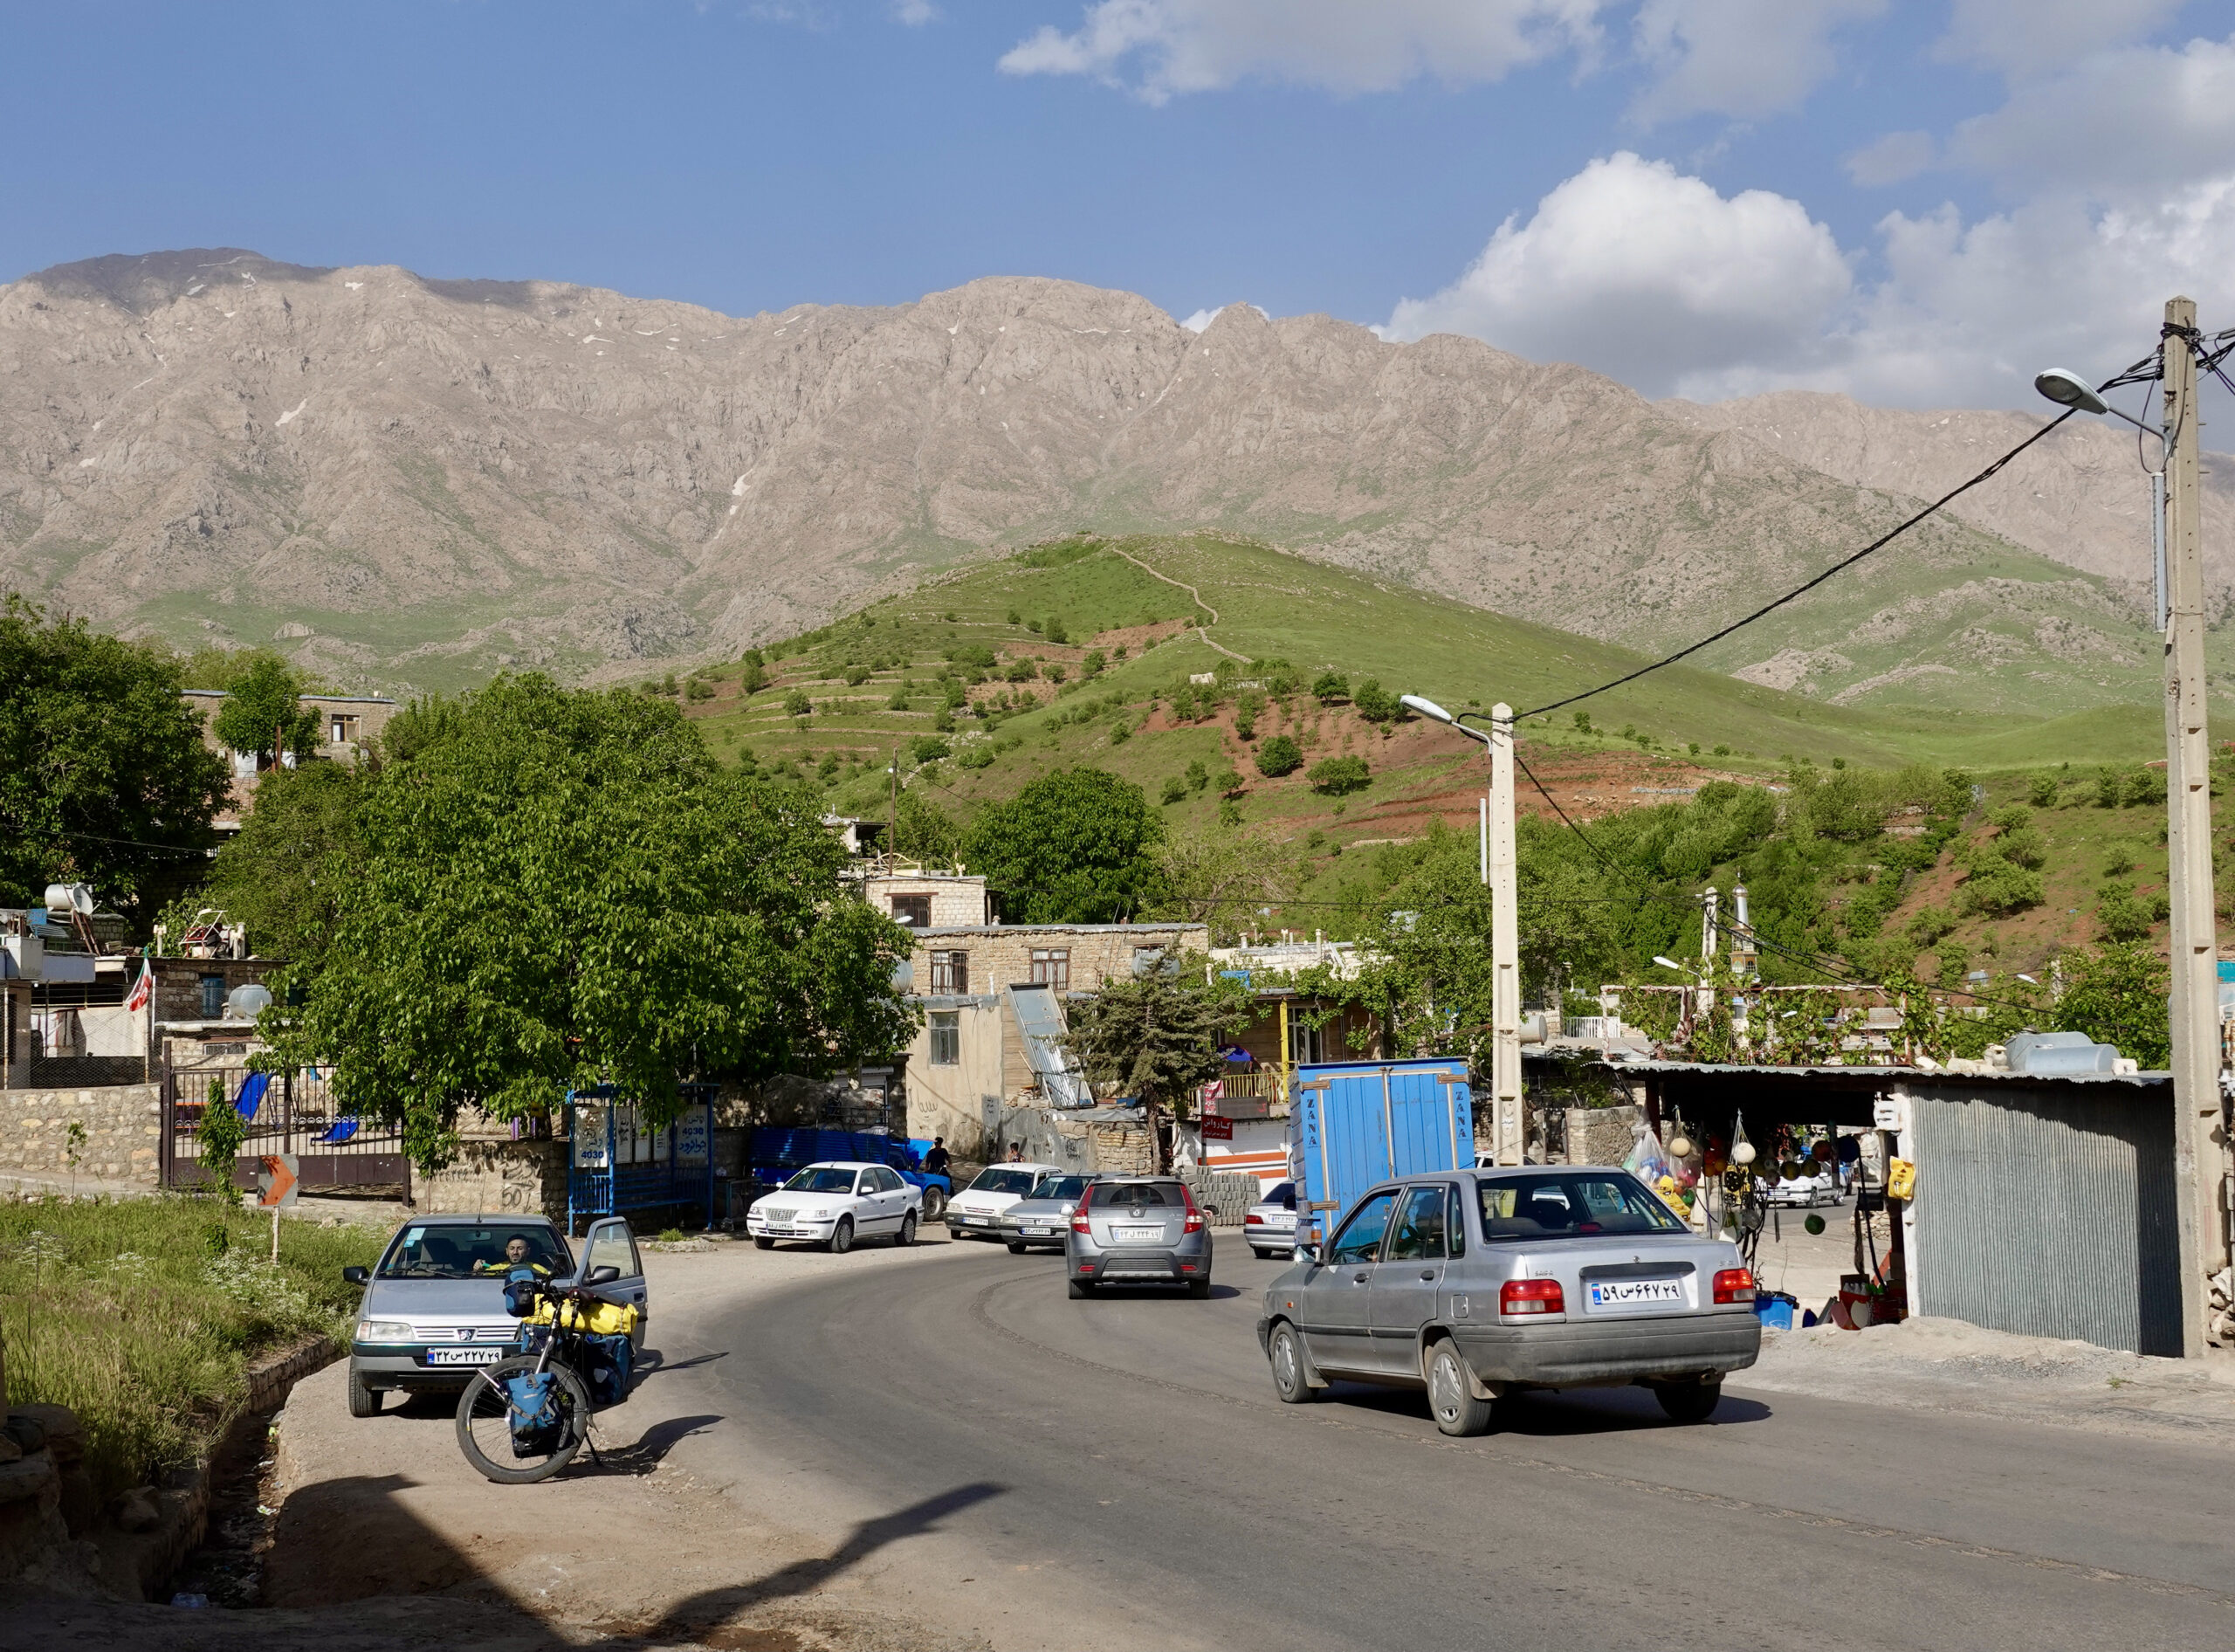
1652 955 1684 973
1399 693 1454 725
2033 368 2109 417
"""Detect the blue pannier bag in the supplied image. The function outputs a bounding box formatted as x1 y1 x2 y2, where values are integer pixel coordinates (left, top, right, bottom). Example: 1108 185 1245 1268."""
502 1266 541 1318
505 1370 565 1458
583 1332 634 1408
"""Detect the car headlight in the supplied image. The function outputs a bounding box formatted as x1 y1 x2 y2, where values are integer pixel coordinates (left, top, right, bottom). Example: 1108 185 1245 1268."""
356 1320 414 1344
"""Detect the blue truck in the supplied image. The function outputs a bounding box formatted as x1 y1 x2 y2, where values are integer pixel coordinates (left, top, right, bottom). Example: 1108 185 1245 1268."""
1290 1057 1475 1252
741 1127 954 1222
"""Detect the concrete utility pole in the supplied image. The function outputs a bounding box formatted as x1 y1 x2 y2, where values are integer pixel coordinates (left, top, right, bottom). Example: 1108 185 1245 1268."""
2161 296 2228 1354
1489 704 1523 1166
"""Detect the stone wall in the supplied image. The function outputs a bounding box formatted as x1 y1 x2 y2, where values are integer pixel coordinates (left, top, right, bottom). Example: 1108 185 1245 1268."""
1564 1105 1645 1169
0 1083 162 1184
417 1139 567 1222
904 922 1207 999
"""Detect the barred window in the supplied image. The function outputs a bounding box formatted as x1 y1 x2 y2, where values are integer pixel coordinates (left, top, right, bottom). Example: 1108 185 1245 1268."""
890 893 932 927
1029 948 1069 990
930 950 969 995
928 1010 960 1066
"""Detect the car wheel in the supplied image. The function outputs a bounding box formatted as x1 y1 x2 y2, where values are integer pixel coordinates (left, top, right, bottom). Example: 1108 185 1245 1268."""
1187 1277 1212 1299
921 1187 947 1222
1268 1322 1316 1404
897 1210 918 1247
1653 1378 1723 1424
1067 1278 1095 1299
753 1236 775 1250
1007 1240 1028 1255
347 1364 383 1418
828 1217 854 1256
1250 1248 1271 1260
1427 1340 1496 1437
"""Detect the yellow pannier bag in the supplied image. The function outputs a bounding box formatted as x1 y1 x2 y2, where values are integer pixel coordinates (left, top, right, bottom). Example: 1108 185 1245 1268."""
526 1296 641 1338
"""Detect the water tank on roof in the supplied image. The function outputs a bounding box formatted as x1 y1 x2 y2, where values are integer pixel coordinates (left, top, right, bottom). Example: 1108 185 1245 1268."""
227 983 274 1021
2005 1029 2120 1075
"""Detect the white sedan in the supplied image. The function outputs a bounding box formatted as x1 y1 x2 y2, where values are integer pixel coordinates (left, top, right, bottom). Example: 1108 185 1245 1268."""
747 1161 921 1253
1243 1180 1300 1258
943 1163 1062 1241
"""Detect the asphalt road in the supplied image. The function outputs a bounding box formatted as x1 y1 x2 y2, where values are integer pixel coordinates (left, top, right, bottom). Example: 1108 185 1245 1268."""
673 1236 2235 1652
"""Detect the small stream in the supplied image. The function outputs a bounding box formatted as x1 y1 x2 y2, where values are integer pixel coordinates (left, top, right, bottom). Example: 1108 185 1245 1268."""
165 1404 285 1607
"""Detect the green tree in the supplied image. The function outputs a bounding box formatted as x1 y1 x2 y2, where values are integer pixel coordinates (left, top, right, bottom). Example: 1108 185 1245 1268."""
2053 942 2170 1067
268 676 917 1169
1352 678 1399 724
892 792 961 864
1310 671 1349 705
211 654 321 767
966 767 1166 923
1308 755 1371 795
203 761 362 971
783 689 812 718
1255 735 1303 778
1061 973 1245 1162
0 596 230 920
197 1077 246 1204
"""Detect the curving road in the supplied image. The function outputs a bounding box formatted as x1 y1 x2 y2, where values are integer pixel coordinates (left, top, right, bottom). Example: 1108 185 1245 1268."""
662 1238 2235 1652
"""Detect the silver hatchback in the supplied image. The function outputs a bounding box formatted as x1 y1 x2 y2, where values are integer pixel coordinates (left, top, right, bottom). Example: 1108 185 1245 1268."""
1065 1175 1213 1298
1256 1167 1759 1434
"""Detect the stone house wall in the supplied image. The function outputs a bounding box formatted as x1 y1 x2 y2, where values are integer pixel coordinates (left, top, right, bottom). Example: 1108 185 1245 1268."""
417 1139 569 1222
904 922 1207 998
0 1084 162 1183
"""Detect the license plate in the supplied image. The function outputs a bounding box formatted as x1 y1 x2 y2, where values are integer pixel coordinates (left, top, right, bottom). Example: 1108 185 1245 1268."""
426 1347 504 1365
1588 1279 1683 1309
1114 1225 1165 1244
959 1215 988 1225
1021 1226 1053 1236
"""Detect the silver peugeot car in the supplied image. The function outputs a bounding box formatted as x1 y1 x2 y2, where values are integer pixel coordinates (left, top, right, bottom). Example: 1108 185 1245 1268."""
1065 1175 1213 1298
1255 1166 1759 1435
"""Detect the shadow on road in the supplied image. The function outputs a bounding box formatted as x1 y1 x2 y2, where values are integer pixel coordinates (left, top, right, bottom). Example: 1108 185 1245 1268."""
584 1412 723 1476
1321 1382 1772 1435
640 1347 731 1375
616 1481 1007 1645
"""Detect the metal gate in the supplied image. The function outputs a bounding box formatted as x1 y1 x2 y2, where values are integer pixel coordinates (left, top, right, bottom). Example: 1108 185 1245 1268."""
1908 1078 2180 1356
159 1064 411 1196
565 1084 716 1234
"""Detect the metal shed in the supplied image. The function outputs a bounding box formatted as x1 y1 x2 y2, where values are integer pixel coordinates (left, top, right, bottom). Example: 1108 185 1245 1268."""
1559 1059 2184 1357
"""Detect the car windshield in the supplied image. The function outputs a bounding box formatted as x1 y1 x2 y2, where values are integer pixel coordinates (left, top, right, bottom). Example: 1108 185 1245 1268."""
783 1167 860 1194
1477 1174 1685 1240
379 1224 573 1279
967 1168 1042 1194
1028 1176 1090 1201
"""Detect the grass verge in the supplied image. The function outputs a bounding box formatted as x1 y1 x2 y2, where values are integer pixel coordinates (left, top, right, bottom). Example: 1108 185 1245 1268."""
0 1196 382 1500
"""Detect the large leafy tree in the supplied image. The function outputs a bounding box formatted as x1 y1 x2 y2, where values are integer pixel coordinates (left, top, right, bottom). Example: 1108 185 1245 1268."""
271 676 917 1168
0 595 230 921
1062 973 1246 1167
966 767 1166 923
202 761 363 970
211 653 321 767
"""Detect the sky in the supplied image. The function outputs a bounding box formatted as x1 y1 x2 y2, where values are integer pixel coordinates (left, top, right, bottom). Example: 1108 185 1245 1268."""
7 0 2234 408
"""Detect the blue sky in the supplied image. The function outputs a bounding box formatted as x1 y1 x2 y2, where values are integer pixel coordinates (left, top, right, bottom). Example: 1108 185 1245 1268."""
8 1 2233 405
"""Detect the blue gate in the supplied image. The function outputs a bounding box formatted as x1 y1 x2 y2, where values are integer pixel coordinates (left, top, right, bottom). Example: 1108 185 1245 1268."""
565 1083 717 1234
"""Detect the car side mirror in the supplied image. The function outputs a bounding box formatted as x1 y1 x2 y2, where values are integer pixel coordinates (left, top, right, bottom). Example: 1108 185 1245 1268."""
1295 1243 1322 1266
586 1264 621 1285
342 1266 370 1286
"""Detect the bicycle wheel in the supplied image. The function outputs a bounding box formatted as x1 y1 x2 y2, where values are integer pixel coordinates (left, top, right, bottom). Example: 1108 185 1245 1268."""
455 1354 593 1484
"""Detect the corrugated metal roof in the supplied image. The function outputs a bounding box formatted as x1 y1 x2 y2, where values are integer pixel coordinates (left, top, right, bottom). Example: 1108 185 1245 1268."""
1006 985 1092 1107
1573 1057 2170 1089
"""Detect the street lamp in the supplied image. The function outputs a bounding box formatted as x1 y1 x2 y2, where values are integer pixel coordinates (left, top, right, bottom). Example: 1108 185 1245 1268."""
1407 688 1523 1164
2032 368 2110 418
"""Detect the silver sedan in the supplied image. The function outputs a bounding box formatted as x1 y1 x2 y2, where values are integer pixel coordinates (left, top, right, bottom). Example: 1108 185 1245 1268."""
1256 1167 1760 1435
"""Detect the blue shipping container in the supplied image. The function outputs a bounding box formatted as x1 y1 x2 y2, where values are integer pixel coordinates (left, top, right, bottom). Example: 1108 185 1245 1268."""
1292 1057 1473 1247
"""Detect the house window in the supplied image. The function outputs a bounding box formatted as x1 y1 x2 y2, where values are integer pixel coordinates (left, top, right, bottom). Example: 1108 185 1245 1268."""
890 893 932 927
1287 1015 1324 1066
928 1010 959 1066
200 974 227 1018
329 714 359 744
1029 948 1070 990
930 950 969 995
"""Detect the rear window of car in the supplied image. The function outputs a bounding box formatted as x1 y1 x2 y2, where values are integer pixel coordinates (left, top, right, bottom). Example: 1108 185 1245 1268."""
1476 1173 1685 1240
379 1224 571 1279
1093 1181 1176 1206
1263 1181 1295 1208
968 1168 1042 1195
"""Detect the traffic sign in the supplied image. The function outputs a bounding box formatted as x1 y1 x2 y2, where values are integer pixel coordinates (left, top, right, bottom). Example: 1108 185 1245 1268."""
257 1154 300 1208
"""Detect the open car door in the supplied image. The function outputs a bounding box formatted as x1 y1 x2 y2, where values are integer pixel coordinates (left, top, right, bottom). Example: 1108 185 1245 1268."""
581 1216 649 1351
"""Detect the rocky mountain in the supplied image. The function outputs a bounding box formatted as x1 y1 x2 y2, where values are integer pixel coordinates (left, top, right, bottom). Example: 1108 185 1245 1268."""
0 248 2202 711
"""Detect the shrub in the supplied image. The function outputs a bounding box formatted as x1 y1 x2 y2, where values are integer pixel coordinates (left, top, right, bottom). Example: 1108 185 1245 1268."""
1185 759 1209 793
1160 776 1189 805
1311 671 1349 705
1216 767 1247 797
888 686 912 711
1353 678 1399 724
685 678 716 701
1046 618 1069 644
1006 609 1022 625
783 689 812 718
843 664 871 686
2028 772 2061 808
1083 650 1105 677
1108 719 1132 745
957 745 995 770
1005 658 1038 684
1309 755 1372 795
1712 743 1729 756
1047 664 1067 685
910 736 951 764
1574 712 1593 733
1256 735 1304 777
1959 858 2045 917
2124 767 2166 807
933 708 956 733
2094 883 2165 943
1233 708 1256 741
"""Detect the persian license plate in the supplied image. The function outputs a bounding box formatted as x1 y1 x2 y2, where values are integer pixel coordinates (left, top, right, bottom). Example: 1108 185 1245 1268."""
1115 1225 1165 1244
959 1215 989 1225
1588 1278 1683 1309
1021 1225 1054 1236
425 1347 504 1365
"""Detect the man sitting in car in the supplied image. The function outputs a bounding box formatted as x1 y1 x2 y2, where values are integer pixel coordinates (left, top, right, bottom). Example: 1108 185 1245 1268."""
474 1234 554 1277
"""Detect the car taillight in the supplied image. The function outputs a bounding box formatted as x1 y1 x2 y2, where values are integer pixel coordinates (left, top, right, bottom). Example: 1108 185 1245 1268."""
1244 1212 1265 1226
1499 1278 1564 1317
1072 1187 1093 1234
1181 1183 1204 1235
1713 1268 1756 1305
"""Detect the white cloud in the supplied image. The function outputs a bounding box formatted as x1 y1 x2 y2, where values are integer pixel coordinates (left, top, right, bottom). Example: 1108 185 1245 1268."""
1950 34 2235 196
997 0 1601 103
1934 0 2183 80
1380 152 1852 398
1845 129 1936 187
1629 0 1884 126
892 0 939 24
